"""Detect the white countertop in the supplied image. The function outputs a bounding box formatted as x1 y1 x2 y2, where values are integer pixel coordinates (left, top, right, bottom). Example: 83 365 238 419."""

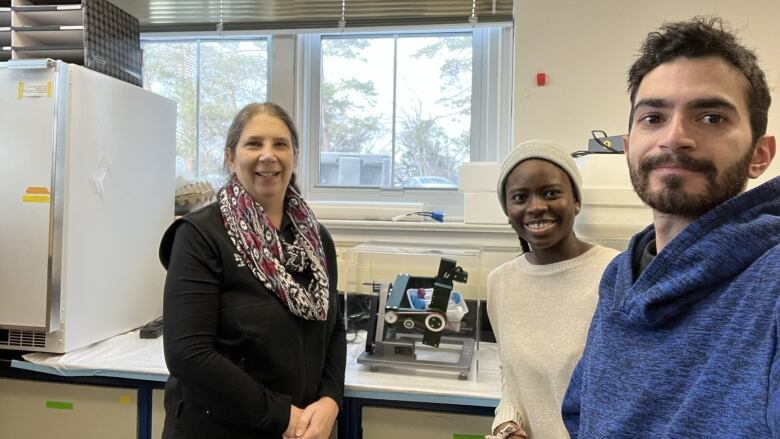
343 333 500 407
14 330 168 382
13 329 501 407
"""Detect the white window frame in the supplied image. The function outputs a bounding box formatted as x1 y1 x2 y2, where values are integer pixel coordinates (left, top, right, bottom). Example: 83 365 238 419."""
297 26 513 218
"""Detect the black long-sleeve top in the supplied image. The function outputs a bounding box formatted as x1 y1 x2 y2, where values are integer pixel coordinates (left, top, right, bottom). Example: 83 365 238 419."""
158 202 345 439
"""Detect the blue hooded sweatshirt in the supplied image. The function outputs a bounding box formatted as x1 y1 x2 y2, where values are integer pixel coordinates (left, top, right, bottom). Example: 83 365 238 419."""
563 176 780 438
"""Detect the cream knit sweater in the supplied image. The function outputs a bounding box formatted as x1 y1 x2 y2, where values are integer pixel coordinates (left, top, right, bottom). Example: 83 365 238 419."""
487 245 619 439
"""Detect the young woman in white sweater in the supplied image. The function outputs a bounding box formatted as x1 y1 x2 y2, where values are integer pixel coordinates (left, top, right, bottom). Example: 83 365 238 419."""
486 140 619 439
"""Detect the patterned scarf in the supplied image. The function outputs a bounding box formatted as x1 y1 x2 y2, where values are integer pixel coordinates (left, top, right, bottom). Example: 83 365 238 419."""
218 177 329 321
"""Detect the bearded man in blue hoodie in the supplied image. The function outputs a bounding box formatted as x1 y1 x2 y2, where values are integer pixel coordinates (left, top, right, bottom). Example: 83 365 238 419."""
562 16 780 438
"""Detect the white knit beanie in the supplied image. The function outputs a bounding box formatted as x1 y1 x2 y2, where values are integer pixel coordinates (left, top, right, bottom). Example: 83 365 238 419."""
496 139 583 214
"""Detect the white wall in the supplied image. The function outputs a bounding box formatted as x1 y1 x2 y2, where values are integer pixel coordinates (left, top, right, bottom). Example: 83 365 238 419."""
513 0 780 186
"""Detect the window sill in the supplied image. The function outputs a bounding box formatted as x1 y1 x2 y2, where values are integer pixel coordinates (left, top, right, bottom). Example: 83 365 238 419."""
320 219 517 251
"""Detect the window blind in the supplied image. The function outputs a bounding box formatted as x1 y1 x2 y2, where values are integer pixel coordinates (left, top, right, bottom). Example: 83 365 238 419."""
123 0 513 32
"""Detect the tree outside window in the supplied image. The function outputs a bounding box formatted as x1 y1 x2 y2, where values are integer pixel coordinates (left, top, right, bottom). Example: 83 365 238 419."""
142 38 268 187
320 33 471 189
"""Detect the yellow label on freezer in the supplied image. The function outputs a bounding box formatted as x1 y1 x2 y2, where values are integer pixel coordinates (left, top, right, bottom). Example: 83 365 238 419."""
17 81 53 99
118 395 133 405
22 194 50 203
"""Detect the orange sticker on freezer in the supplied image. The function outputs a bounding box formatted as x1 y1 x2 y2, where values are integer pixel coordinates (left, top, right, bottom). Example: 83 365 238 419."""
25 187 50 195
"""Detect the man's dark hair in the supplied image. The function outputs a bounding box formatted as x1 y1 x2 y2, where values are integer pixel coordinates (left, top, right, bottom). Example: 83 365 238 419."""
627 16 771 144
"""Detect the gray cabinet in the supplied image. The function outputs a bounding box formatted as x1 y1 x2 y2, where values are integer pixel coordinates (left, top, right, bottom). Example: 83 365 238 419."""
0 2 9 61
0 378 138 438
6 0 141 85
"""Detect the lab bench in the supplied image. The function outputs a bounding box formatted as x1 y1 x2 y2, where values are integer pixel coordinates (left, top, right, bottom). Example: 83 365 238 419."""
0 331 499 439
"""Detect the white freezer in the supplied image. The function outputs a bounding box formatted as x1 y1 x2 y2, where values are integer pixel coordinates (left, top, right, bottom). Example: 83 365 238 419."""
0 59 176 353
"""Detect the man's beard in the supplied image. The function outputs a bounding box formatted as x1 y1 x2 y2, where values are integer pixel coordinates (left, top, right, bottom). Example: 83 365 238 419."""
629 148 754 216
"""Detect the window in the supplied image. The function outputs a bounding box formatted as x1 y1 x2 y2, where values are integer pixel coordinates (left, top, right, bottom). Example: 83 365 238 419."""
301 27 513 215
140 27 511 218
141 37 269 187
318 33 471 188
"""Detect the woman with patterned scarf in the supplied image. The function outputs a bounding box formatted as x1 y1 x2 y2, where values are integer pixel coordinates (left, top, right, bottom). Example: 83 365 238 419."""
159 103 345 439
